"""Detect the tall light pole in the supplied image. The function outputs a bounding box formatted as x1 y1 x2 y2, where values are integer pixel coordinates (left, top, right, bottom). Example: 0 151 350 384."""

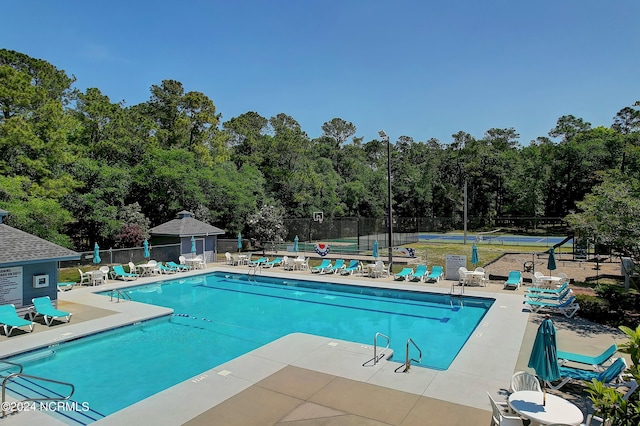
378 130 393 266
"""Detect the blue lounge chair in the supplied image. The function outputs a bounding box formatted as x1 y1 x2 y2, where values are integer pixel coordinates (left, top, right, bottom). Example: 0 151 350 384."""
340 260 360 275
0 304 34 336
409 265 428 282
324 259 345 274
394 267 414 281
112 264 139 280
527 282 569 294
557 344 618 371
311 259 332 273
262 257 283 268
29 296 72 326
425 266 443 283
548 357 638 400
503 270 522 289
524 295 580 318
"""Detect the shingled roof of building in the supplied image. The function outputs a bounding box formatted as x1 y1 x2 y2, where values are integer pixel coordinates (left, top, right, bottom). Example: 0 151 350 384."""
149 210 224 237
0 224 80 266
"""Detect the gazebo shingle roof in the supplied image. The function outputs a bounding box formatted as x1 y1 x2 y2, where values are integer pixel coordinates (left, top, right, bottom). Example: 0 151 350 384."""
149 211 224 237
0 224 80 265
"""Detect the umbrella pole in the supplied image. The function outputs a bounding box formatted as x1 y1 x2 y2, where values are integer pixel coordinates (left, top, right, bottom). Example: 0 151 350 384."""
543 382 546 406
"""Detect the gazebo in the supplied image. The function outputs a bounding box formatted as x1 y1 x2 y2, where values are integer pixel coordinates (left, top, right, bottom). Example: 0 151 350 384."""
149 210 224 264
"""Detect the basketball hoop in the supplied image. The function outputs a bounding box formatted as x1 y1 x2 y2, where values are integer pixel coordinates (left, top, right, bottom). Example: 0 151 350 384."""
313 211 323 224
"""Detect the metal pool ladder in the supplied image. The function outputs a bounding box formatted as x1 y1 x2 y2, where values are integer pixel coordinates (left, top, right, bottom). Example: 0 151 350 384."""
394 338 422 373
362 332 390 366
1 360 75 417
109 289 131 302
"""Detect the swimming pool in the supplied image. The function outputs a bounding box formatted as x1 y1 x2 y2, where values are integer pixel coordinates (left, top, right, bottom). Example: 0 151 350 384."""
4 272 493 421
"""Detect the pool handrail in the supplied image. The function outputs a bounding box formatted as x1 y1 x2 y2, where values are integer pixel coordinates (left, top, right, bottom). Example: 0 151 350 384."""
362 332 390 367
2 364 75 417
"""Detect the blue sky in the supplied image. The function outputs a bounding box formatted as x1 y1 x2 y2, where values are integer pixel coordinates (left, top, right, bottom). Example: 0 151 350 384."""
4 0 639 145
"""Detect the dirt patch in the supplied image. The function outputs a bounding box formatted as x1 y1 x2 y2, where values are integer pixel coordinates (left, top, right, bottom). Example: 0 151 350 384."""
484 253 622 285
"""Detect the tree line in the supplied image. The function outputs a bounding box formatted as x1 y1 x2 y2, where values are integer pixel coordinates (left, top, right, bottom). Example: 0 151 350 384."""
1 49 639 254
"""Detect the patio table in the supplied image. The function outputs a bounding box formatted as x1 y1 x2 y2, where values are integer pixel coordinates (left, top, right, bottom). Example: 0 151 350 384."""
508 390 583 426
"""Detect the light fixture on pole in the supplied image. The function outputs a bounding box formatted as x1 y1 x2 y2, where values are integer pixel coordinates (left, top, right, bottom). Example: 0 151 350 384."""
378 130 393 266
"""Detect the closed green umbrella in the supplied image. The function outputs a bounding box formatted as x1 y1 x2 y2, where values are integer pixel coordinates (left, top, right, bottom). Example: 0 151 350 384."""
237 232 242 252
471 243 479 267
191 236 196 255
143 239 150 259
372 240 379 259
528 318 560 405
93 243 101 264
547 248 557 275
293 235 299 253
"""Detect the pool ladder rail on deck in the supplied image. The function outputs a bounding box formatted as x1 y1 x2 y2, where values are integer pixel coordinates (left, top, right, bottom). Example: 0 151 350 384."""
394 338 422 373
362 332 390 366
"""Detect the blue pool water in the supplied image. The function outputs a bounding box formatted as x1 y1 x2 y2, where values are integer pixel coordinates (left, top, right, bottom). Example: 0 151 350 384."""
6 272 493 419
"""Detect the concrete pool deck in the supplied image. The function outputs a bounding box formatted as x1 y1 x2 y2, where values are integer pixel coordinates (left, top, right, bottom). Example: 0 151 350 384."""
0 264 627 425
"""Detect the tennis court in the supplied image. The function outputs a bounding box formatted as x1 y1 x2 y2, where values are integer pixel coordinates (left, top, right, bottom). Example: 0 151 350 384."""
419 233 573 247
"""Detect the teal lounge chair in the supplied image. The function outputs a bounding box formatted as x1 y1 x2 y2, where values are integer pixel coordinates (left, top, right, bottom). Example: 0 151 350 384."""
262 257 283 268
525 287 572 302
0 304 34 336
167 261 189 271
425 266 443 283
158 263 178 274
503 270 522 289
112 264 139 280
548 357 638 400
311 259 332 273
524 295 580 318
557 344 617 371
340 260 360 275
57 281 75 292
324 259 345 274
29 296 72 326
409 265 428 282
394 267 414 281
249 257 268 267
527 282 569 294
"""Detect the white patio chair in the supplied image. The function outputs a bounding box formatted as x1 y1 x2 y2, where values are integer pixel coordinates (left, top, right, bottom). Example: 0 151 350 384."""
78 269 90 286
458 267 469 286
100 266 111 281
510 371 542 393
533 271 544 286
487 392 524 426
225 252 232 265
128 262 138 274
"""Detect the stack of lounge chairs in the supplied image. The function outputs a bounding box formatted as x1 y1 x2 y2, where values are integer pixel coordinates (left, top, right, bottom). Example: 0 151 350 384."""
524 282 580 318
